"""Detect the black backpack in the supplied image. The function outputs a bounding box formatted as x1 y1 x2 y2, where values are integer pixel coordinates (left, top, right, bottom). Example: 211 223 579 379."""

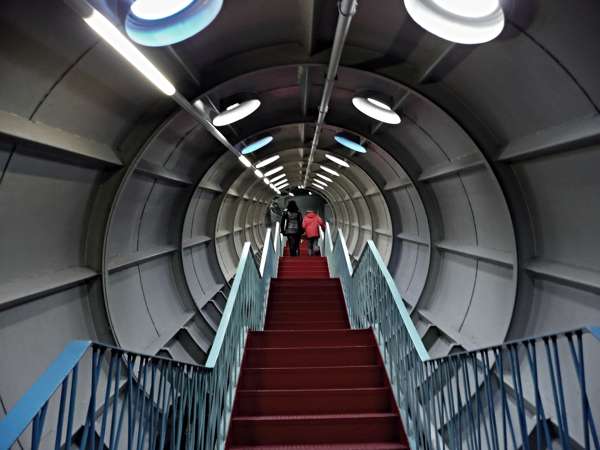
286 212 300 235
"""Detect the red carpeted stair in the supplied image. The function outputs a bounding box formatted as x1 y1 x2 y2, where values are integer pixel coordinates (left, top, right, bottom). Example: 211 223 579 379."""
226 246 409 449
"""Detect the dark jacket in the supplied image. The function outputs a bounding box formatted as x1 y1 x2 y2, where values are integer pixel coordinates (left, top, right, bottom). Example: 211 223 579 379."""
280 210 303 236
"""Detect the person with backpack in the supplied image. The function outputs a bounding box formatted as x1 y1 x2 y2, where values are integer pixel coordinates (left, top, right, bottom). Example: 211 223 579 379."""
280 201 303 256
302 209 325 256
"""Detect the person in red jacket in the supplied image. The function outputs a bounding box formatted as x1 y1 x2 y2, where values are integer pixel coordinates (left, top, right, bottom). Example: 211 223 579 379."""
302 210 325 256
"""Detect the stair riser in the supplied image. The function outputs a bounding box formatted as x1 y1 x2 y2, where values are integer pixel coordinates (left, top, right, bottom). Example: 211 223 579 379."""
268 303 346 312
236 389 393 416
266 311 347 322
239 367 386 390
243 347 378 368
247 331 374 348
266 321 349 330
230 416 403 445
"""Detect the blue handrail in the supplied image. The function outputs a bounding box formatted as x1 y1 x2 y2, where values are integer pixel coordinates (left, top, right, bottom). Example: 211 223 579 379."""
323 223 600 450
0 227 281 450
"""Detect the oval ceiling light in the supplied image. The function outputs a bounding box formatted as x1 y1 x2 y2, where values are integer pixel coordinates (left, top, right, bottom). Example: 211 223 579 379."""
241 136 273 155
254 169 264 178
352 97 401 124
334 135 367 153
313 179 328 187
404 0 504 44
270 173 286 183
126 0 223 47
264 166 284 177
312 183 324 190
316 173 333 183
255 154 280 169
325 154 350 168
320 165 340 177
263 177 270 185
274 179 289 188
238 155 252 167
213 99 261 127
278 183 290 190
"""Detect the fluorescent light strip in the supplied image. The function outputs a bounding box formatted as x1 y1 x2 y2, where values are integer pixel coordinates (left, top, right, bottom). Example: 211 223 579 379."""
320 165 340 176
263 177 270 185
313 179 328 187
274 179 288 188
255 154 280 169
238 155 252 167
312 183 324 190
316 173 333 183
264 166 284 177
254 169 263 178
325 154 350 168
84 10 176 95
270 173 286 183
278 183 290 190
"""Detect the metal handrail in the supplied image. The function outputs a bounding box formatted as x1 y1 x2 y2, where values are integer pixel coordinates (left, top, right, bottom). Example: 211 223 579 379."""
0 227 280 450
323 223 600 450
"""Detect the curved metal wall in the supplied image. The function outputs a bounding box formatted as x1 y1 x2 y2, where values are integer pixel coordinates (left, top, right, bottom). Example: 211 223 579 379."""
1 0 600 432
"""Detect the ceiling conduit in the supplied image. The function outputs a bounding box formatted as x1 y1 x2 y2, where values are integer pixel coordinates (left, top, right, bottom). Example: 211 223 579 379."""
303 0 358 186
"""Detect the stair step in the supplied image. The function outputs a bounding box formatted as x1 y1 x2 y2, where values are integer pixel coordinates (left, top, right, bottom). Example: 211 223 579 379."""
229 413 403 446
268 301 345 311
235 387 394 416
267 310 347 322
268 293 344 301
231 443 408 449
266 320 348 330
247 330 374 348
271 279 340 286
238 366 386 390
243 346 378 368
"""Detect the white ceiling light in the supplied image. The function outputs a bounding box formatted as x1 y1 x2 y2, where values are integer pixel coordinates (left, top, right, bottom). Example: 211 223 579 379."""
274 180 288 189
254 169 263 178
313 179 328 187
255 154 280 169
312 183 324 190
130 0 194 20
289 193 295 197
278 183 290 190
83 10 176 96
352 97 401 124
316 173 333 183
270 173 286 183
275 188 282 194
264 166 284 177
212 99 261 127
404 0 505 44
320 165 340 176
263 177 270 185
309 192 313 196
325 154 350 168
238 155 252 168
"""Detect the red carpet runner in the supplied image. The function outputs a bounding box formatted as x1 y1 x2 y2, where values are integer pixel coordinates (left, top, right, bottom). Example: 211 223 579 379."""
226 242 409 449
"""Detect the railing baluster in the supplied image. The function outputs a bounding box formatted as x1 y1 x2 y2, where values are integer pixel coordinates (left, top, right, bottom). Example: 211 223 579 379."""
54 379 69 450
65 363 79 450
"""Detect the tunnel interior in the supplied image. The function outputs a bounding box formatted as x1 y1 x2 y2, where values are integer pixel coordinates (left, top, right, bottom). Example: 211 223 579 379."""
1 0 600 432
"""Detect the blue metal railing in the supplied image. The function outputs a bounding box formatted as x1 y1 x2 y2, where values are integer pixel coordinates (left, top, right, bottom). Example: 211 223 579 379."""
0 228 282 450
323 224 600 450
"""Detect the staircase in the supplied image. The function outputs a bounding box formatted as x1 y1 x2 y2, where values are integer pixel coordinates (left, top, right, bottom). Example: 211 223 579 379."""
226 242 409 449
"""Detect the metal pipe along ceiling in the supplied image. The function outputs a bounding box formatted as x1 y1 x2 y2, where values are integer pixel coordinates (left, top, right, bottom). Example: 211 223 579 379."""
303 0 358 186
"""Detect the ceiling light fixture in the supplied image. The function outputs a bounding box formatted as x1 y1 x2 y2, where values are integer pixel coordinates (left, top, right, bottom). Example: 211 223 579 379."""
404 0 505 44
255 154 280 169
321 165 340 176
263 177 270 185
316 173 333 183
352 97 401 124
270 173 286 183
325 154 350 168
274 179 288 189
130 0 194 20
238 155 252 168
264 166 284 177
313 179 328 187
335 135 367 153
83 9 176 95
213 99 261 127
254 169 263 178
312 184 324 190
278 183 290 190
241 136 273 155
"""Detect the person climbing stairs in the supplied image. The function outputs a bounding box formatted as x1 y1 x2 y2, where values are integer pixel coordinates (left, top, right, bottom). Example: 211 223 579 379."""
225 249 409 448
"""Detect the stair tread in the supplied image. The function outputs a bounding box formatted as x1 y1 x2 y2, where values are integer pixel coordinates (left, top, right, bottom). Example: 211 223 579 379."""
246 345 376 351
233 413 398 422
238 387 389 394
231 444 407 449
